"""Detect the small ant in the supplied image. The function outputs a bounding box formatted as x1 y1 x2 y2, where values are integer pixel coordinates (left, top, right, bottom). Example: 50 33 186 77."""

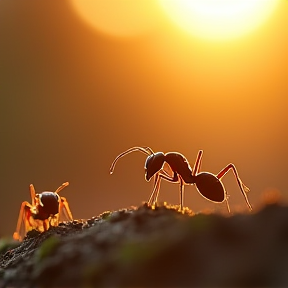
13 182 73 241
110 147 252 212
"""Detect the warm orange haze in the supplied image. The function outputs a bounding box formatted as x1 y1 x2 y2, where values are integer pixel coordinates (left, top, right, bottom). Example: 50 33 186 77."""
71 0 281 40
0 0 287 238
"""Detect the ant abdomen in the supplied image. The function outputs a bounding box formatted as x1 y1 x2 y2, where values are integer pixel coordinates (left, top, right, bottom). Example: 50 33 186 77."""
195 172 225 202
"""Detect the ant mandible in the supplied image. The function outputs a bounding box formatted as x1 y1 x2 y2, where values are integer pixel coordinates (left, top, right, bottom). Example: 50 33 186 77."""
13 182 73 241
110 147 252 212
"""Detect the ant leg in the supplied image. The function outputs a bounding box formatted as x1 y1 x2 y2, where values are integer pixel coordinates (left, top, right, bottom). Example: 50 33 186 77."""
59 196 73 221
192 150 203 176
55 182 69 194
147 173 160 206
43 219 49 231
179 176 184 211
153 171 179 205
217 164 252 211
147 171 179 206
151 174 162 205
29 184 36 206
225 196 231 213
154 171 181 208
148 171 171 205
110 147 153 174
13 202 32 241
161 172 184 210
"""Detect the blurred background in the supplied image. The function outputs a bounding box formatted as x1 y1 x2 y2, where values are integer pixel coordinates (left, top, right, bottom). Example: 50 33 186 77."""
0 0 287 238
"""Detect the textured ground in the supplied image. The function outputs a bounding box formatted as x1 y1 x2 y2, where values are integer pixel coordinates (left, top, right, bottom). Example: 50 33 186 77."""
1 202 288 287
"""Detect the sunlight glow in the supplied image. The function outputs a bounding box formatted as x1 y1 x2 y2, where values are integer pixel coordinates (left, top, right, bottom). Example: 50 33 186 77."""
158 0 280 40
70 0 159 37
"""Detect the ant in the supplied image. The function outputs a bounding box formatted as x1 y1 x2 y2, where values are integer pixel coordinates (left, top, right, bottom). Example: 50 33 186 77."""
13 182 73 241
110 147 252 212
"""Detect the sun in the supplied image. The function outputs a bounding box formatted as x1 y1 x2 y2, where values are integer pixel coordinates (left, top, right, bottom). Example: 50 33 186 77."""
158 0 280 40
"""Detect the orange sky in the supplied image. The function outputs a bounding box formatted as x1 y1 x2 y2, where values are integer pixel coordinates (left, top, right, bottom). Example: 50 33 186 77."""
0 0 287 238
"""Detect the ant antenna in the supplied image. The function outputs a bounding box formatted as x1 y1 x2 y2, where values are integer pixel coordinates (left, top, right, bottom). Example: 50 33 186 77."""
55 182 69 194
143 146 155 155
110 146 153 174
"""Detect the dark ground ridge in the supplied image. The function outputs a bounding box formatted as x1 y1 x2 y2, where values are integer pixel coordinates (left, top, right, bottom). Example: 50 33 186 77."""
1 202 288 287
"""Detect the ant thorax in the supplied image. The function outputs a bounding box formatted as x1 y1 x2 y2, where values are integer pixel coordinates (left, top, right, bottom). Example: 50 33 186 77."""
164 152 195 184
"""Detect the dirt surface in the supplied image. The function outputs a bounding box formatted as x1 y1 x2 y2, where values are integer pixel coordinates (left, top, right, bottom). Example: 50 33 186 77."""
1 202 288 287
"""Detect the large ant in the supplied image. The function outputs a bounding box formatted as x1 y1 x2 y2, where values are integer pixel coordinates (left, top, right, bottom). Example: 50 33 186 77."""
110 147 252 212
13 182 73 241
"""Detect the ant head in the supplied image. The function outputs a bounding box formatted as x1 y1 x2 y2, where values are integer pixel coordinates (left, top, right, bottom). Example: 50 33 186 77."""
144 152 165 181
38 192 60 215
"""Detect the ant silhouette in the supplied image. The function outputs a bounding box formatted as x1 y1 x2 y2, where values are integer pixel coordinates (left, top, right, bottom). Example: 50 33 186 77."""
110 146 252 212
13 182 73 241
